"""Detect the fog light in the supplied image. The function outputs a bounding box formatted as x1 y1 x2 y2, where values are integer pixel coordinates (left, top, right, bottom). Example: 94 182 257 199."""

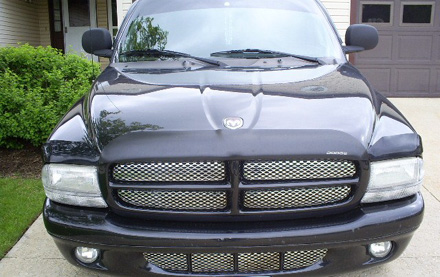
75 247 100 264
369 241 392 258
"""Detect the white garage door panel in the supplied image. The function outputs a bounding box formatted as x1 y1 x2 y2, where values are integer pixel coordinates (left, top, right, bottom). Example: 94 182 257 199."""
397 69 431 93
358 35 393 61
398 36 432 60
357 66 438 96
436 70 440 91
358 68 391 92
354 0 440 97
437 35 440 60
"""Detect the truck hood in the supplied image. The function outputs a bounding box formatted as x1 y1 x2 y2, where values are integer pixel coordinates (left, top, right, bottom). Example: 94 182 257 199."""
84 62 381 162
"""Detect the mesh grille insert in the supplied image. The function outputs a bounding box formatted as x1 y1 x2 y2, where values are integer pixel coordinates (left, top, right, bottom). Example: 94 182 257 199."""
284 249 328 270
243 160 356 182
112 159 357 214
118 190 227 211
112 161 226 182
243 186 351 210
238 252 280 272
143 253 187 271
144 249 327 273
192 253 234 272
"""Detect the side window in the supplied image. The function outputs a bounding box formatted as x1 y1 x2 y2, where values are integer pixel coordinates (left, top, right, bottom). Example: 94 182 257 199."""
110 0 136 36
401 2 434 25
68 0 90 27
361 2 393 25
52 0 63 32
108 0 118 36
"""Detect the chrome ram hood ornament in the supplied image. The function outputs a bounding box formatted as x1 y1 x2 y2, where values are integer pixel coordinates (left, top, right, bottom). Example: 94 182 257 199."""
223 117 244 130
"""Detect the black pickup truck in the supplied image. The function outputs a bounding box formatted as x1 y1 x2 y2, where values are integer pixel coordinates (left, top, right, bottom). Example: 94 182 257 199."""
42 0 424 276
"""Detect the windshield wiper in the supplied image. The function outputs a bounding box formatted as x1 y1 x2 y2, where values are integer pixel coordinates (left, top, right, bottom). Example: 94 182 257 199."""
119 49 225 67
211 49 324 64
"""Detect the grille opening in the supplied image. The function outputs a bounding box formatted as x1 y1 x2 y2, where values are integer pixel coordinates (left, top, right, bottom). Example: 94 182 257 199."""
284 249 328 270
144 253 187 272
144 249 328 273
111 159 358 215
117 189 229 211
112 161 226 183
192 253 235 273
243 160 356 183
242 185 352 210
238 252 280 272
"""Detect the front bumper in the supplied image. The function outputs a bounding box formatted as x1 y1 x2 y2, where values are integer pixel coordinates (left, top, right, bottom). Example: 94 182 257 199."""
43 193 424 276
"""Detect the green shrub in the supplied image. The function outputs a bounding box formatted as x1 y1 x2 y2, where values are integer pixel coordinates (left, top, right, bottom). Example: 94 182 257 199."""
0 44 100 149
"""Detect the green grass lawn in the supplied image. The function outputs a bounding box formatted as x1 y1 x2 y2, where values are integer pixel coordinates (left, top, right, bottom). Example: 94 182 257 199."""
0 178 45 259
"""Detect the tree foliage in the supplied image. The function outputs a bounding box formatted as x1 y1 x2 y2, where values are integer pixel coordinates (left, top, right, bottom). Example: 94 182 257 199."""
120 17 169 62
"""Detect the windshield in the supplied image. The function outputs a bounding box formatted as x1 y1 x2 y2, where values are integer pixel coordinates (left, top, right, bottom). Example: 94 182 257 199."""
116 0 344 63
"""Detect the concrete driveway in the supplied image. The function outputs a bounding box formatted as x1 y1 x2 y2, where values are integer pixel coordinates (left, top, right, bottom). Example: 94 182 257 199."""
1 98 439 276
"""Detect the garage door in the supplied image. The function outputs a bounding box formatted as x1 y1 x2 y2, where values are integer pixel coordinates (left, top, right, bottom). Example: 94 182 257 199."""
353 1 440 97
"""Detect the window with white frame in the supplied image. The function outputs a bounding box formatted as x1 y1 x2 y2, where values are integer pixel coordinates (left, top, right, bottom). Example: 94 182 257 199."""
401 2 434 25
361 2 394 25
108 0 118 36
110 0 137 34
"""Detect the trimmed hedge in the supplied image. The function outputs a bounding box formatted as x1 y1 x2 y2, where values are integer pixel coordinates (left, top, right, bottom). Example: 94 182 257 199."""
0 44 100 149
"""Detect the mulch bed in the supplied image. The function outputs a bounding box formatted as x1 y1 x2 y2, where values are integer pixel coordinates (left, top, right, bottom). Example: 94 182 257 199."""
0 145 43 178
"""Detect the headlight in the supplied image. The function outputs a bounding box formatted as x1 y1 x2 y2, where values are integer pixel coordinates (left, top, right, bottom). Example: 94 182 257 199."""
42 164 107 208
361 157 423 203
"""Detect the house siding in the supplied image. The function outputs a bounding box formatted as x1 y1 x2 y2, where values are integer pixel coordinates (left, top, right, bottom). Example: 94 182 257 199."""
37 0 51 47
117 0 133 26
97 0 110 68
0 0 42 46
321 0 351 40
97 0 108 28
121 0 132 14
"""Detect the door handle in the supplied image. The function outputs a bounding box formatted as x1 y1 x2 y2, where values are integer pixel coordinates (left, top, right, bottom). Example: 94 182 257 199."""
65 27 68 33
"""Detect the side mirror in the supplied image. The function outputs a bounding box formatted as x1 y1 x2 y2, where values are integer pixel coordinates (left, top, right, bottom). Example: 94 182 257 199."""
343 24 379 54
82 28 113 58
